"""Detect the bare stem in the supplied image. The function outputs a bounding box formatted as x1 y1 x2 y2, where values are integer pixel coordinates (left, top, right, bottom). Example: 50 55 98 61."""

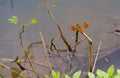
43 0 73 52
19 25 25 49
0 57 49 68
19 24 40 78
82 32 93 72
24 41 42 58
39 31 53 70
25 53 40 78
0 63 26 78
74 30 79 53
92 33 106 73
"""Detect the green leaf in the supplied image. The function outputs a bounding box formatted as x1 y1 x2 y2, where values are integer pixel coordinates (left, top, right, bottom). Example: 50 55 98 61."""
107 65 114 77
16 59 21 63
44 75 50 78
51 4 56 8
22 49 28 53
112 74 120 78
62 73 71 78
8 16 18 24
117 69 120 76
73 70 81 78
88 72 95 78
65 74 71 78
31 19 38 24
96 76 102 78
51 70 60 78
96 69 108 78
0 73 4 78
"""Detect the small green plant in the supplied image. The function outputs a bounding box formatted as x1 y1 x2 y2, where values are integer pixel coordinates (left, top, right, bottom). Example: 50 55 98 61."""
95 65 114 78
51 4 56 8
8 16 18 24
43 65 120 78
88 72 95 78
51 70 60 78
30 19 38 25
3 1 118 78
72 70 81 78
7 16 39 78
88 65 120 78
8 16 38 26
112 69 120 78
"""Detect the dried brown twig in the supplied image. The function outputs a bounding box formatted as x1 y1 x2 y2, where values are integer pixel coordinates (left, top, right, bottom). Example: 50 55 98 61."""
19 25 25 49
0 63 25 78
0 57 50 68
19 24 40 78
92 33 106 73
82 32 93 72
39 31 53 71
43 0 73 52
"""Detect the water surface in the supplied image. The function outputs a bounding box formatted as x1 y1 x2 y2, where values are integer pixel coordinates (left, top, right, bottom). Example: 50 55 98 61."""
0 0 120 77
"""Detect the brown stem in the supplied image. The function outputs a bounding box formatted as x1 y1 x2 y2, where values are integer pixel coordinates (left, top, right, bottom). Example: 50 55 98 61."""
82 32 93 72
25 52 40 78
43 0 73 52
19 25 25 49
0 63 26 78
39 31 53 71
74 30 79 53
50 37 57 52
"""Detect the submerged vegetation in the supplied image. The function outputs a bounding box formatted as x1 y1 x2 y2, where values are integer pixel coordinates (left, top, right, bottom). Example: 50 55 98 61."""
0 0 119 78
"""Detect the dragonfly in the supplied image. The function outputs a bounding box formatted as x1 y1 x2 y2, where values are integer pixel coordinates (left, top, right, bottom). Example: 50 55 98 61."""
70 22 89 34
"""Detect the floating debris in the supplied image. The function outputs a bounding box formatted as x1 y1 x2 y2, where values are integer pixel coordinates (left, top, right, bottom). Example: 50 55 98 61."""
104 58 109 62
114 27 120 36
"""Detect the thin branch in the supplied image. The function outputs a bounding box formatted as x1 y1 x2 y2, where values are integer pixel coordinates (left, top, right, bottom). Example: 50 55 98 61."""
49 37 68 54
50 37 57 52
75 30 79 43
39 31 53 71
14 56 26 70
23 52 40 78
92 40 101 73
0 57 50 68
19 25 25 49
43 0 73 52
82 32 93 72
0 63 26 78
92 33 106 73
27 41 42 52
73 30 79 53
76 37 86 46
24 41 42 58
19 24 40 78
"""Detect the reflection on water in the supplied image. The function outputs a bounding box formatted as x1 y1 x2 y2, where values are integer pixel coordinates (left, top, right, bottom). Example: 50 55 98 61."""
0 0 120 77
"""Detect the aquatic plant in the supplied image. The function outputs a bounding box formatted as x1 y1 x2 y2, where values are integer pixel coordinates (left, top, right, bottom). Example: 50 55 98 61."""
43 65 120 78
8 16 40 78
69 23 93 72
43 0 93 72
0 63 120 78
8 16 18 24
0 0 118 78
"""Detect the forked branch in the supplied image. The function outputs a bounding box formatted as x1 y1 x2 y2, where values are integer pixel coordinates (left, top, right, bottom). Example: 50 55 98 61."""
43 0 73 52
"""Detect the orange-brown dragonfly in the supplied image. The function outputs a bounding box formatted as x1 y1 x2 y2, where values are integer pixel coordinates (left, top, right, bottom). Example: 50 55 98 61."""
70 22 89 34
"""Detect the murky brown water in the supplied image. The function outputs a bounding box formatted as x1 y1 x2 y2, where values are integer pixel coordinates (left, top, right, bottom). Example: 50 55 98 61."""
0 0 120 77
